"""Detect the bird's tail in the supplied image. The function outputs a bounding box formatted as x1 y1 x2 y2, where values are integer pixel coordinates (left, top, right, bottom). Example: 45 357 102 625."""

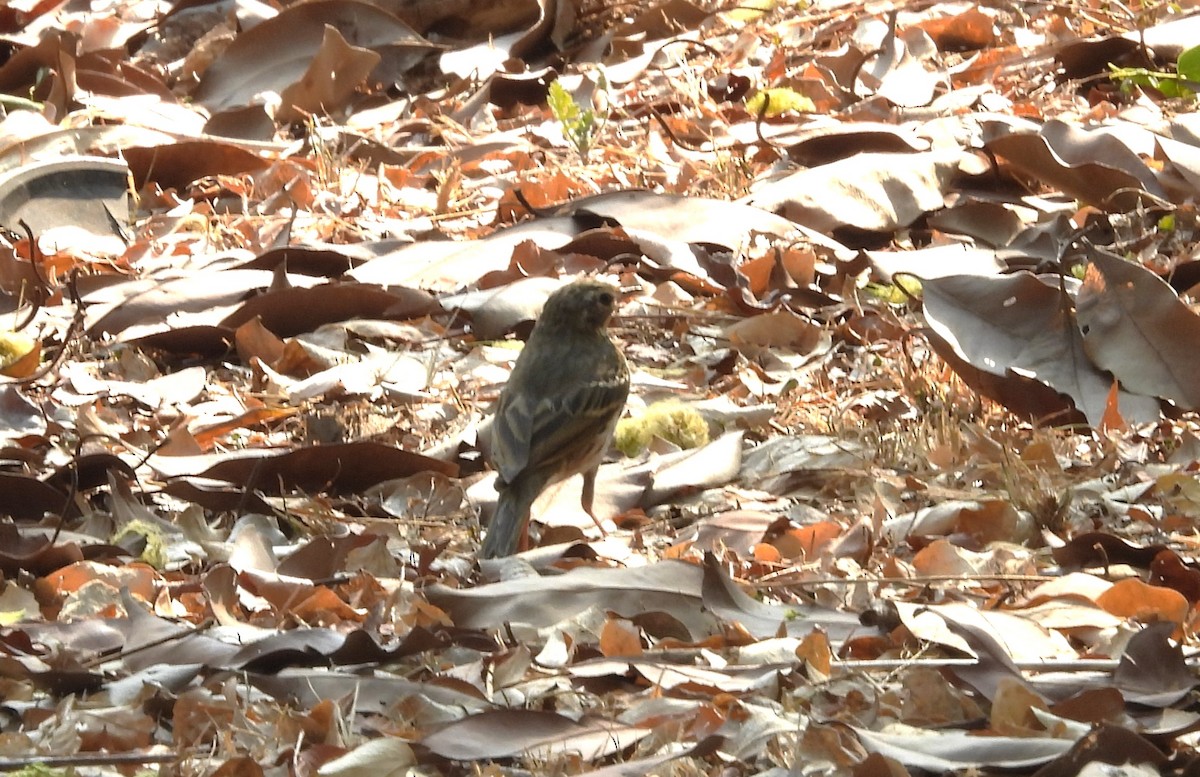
480 481 536 559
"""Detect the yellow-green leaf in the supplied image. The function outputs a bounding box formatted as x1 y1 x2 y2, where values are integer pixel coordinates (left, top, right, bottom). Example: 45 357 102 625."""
746 88 814 117
0 332 39 378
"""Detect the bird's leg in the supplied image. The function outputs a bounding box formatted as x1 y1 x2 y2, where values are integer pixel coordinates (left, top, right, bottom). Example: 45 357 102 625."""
580 468 608 536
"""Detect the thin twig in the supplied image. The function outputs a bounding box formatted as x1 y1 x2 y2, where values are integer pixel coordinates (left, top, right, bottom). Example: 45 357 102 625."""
80 618 215 670
0 751 187 771
752 572 1062 588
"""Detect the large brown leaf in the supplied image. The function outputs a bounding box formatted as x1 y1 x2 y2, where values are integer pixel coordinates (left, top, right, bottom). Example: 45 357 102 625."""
194 442 458 494
921 271 1159 425
275 25 381 124
192 0 435 114
984 119 1165 211
423 710 651 761
1077 251 1200 409
745 150 964 233
427 560 717 637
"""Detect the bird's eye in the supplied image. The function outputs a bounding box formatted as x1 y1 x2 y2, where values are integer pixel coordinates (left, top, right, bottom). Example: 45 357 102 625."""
598 292 613 305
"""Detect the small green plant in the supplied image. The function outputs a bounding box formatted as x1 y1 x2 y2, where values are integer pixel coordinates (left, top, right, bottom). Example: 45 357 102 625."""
864 276 923 305
1110 44 1200 98
548 78 601 159
112 519 170 569
10 765 67 777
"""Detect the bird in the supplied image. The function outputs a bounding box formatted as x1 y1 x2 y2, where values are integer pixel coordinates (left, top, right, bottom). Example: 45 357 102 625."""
480 279 630 559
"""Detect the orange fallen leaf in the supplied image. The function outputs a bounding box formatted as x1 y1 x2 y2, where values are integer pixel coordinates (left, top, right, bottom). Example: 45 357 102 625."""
599 618 643 657
1096 578 1188 624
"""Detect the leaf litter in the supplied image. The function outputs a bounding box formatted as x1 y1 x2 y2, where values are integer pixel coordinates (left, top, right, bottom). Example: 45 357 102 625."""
3 0 1200 774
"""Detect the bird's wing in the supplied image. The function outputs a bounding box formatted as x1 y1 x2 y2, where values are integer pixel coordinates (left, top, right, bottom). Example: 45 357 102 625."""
491 390 535 481
491 361 628 484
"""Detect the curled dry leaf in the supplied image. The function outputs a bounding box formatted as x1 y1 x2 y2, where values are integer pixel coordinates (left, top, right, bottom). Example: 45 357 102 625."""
1077 250 1200 410
192 0 436 115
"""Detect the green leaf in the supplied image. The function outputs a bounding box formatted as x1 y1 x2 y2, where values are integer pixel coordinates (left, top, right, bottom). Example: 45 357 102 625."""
547 80 579 123
572 109 595 139
1109 62 1198 98
1158 79 1188 98
1178 44 1200 82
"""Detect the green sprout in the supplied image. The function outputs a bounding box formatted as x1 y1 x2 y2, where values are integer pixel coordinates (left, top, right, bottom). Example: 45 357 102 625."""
1109 43 1200 98
864 277 922 305
548 78 602 160
112 519 169 569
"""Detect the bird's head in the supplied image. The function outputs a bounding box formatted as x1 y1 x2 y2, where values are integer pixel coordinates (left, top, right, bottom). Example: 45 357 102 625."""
538 280 620 332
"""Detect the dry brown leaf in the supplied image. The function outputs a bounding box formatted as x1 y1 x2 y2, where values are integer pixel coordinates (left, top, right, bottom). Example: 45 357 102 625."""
276 25 382 123
1095 579 1188 624
746 150 964 232
1077 250 1200 409
192 0 433 114
599 618 643 657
